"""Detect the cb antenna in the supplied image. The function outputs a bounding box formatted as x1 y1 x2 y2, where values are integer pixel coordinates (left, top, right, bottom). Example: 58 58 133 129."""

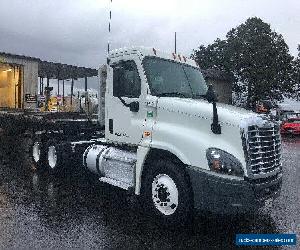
107 0 112 55
174 32 177 54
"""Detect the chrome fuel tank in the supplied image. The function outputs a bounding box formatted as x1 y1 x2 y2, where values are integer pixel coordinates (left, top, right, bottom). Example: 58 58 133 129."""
83 144 108 175
83 144 137 187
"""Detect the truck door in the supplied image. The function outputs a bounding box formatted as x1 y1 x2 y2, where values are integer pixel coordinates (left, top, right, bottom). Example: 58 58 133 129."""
106 59 149 145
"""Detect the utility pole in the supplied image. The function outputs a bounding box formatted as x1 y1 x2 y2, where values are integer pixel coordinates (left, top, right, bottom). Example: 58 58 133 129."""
62 79 65 105
57 79 60 96
70 78 74 106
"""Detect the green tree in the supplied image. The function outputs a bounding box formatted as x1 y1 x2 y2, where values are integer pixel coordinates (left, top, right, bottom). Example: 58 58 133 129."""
192 17 295 109
191 38 229 71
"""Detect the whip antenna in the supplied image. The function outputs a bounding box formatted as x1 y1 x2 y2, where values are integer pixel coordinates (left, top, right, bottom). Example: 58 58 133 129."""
108 0 112 55
174 32 177 54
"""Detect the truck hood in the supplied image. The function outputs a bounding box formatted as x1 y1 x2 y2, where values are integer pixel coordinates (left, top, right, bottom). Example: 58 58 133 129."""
153 97 279 177
156 97 260 129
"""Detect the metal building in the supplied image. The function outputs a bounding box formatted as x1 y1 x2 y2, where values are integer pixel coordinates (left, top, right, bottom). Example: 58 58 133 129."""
0 52 97 110
0 53 39 109
202 69 233 104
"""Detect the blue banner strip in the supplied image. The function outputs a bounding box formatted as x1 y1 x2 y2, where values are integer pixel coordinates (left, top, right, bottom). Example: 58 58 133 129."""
236 234 297 246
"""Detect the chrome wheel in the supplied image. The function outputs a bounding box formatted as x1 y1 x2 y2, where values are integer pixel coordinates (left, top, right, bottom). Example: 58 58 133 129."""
152 174 179 216
32 142 41 163
48 146 57 169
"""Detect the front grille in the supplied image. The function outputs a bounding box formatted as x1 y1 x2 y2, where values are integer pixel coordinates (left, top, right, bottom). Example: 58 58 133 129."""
246 125 282 175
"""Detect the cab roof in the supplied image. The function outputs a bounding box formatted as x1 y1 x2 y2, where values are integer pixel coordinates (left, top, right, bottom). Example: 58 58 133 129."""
108 46 198 68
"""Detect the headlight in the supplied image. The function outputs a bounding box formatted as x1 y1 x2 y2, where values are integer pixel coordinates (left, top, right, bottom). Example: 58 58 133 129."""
206 148 244 177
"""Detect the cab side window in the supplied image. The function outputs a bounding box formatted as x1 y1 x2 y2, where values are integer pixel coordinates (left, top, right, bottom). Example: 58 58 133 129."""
113 61 141 98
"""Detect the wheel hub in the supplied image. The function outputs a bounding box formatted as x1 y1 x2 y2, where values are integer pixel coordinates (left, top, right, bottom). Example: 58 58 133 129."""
48 146 57 169
152 174 178 216
157 185 169 202
32 142 41 163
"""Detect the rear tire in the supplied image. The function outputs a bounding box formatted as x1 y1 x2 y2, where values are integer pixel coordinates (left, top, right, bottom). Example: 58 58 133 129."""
31 136 47 169
46 140 71 174
141 158 193 227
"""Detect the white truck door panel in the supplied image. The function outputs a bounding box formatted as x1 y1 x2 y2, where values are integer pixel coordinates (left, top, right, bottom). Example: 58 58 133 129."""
105 54 151 145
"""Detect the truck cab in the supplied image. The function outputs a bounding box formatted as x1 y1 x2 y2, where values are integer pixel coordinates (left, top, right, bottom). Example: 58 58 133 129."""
33 47 283 226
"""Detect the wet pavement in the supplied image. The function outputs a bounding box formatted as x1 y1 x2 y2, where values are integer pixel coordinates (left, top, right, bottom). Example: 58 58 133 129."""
0 135 299 249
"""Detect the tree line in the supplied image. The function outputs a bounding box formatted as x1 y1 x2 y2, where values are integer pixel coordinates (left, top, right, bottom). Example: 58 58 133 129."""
191 17 300 109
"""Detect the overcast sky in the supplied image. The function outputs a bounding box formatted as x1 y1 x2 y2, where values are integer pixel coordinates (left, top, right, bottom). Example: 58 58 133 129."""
0 0 299 90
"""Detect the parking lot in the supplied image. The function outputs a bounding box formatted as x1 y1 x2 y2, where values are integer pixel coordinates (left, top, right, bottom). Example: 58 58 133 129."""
0 135 299 249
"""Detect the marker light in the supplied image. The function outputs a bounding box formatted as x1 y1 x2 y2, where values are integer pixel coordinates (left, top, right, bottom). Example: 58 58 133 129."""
143 131 151 137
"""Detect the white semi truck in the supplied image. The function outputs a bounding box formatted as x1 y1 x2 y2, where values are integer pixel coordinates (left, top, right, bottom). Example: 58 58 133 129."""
31 47 283 225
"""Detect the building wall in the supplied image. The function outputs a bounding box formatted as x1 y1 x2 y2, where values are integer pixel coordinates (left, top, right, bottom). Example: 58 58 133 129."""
205 78 232 104
0 67 21 108
0 70 9 107
0 55 38 109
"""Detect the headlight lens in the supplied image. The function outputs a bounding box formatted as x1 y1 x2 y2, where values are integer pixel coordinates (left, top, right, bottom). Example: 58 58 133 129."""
206 148 244 177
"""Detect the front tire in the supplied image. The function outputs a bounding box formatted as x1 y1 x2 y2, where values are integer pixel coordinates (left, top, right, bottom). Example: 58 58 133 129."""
141 158 193 227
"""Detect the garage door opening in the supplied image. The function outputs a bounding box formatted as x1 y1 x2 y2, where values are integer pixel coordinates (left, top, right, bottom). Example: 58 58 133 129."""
0 63 23 109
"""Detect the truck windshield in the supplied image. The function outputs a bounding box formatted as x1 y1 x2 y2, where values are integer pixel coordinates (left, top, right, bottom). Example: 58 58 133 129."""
143 57 208 98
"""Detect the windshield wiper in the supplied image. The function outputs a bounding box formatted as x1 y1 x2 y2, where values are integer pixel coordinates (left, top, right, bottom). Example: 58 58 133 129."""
156 92 190 98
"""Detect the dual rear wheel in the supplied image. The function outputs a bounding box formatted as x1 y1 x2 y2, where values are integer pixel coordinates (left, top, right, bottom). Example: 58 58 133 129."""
31 138 67 173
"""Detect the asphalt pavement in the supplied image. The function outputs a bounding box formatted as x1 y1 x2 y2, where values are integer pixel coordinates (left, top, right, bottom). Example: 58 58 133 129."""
0 135 299 249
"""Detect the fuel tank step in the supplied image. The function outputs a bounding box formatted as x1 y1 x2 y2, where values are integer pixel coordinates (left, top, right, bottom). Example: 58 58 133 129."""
84 145 137 189
99 177 133 190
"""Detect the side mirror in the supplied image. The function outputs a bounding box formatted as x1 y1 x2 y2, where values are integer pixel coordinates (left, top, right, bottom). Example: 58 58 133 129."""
206 85 218 103
129 101 139 112
117 96 139 112
205 85 221 134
